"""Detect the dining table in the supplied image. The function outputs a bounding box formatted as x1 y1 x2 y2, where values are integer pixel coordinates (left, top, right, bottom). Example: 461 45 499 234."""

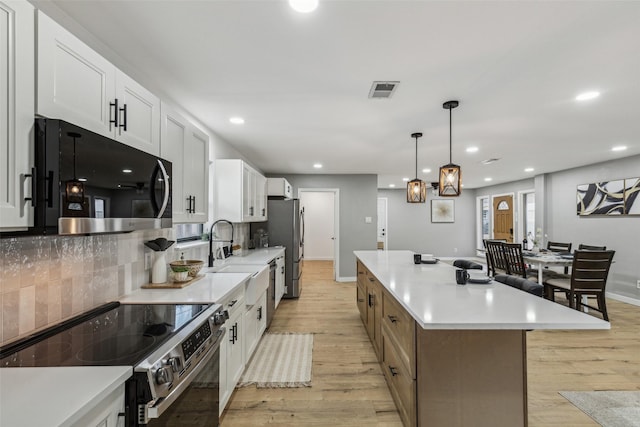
522 250 574 285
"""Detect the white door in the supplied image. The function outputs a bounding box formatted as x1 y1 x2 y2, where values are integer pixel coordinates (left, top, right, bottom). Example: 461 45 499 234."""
300 192 335 261
377 198 388 250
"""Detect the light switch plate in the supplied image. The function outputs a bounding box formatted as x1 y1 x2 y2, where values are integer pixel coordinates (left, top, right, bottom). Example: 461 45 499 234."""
365 216 372 223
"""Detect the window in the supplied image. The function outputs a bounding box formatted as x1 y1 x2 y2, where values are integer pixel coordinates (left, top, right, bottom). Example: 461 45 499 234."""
175 223 204 242
523 192 535 249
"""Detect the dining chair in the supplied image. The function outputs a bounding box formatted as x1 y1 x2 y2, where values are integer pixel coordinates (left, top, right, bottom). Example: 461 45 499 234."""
502 242 529 278
543 250 615 321
578 244 607 251
484 240 508 276
547 241 572 253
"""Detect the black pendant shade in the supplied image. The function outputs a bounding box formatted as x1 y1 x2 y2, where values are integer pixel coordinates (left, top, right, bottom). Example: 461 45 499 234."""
439 100 462 197
407 132 426 203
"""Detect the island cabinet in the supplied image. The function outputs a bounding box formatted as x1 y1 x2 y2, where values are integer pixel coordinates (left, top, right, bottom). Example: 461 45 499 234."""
357 259 526 427
356 261 382 360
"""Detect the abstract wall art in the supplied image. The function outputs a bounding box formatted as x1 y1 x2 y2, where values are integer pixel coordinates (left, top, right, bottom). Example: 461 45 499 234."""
577 177 640 216
431 199 454 223
624 177 640 215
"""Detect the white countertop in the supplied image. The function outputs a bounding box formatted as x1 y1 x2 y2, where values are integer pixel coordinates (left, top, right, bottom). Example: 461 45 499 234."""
224 247 285 265
0 366 131 427
119 272 251 304
354 250 610 331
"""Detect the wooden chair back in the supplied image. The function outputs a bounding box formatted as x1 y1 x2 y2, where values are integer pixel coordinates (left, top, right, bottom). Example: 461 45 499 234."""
484 240 508 276
547 241 572 253
502 242 527 278
570 250 615 292
578 244 606 251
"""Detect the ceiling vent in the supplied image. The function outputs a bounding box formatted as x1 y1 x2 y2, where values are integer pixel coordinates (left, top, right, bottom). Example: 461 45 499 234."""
368 81 399 99
481 158 501 165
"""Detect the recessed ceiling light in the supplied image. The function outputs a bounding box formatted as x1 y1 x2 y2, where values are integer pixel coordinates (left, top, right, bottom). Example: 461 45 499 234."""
466 147 479 153
575 91 600 101
484 177 493 182
313 163 323 169
229 117 245 125
611 145 627 152
122 169 132 173
288 0 318 13
402 177 410 182
422 168 431 173
78 178 87 182
524 167 535 172
388 184 396 188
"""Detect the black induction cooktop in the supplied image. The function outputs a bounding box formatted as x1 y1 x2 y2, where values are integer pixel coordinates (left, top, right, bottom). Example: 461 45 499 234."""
0 302 210 367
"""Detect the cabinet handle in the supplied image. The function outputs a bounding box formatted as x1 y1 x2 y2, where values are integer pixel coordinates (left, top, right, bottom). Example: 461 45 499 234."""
234 323 238 341
45 170 54 208
388 366 398 377
119 103 128 133
387 315 398 323
262 208 265 216
281 266 285 273
24 167 36 207
368 277 375 282
109 99 119 131
257 306 262 320
358 271 364 275
228 299 237 307
357 298 365 303
368 293 374 307
249 206 254 216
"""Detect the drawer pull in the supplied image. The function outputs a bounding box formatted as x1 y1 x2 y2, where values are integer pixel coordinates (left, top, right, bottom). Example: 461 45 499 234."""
387 315 398 323
368 277 375 282
368 294 374 307
388 366 398 377
357 298 365 303
358 271 364 275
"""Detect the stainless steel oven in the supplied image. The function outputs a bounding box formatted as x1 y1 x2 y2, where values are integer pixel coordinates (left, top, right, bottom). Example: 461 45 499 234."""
0 302 228 427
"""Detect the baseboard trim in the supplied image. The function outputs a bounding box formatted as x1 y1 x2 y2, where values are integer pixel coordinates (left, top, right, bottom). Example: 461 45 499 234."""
606 292 640 307
337 276 356 282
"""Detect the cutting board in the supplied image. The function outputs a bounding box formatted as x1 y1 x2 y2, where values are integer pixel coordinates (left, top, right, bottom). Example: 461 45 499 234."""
141 274 205 289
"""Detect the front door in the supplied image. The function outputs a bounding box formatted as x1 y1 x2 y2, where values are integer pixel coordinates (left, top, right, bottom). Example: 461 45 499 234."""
493 195 514 242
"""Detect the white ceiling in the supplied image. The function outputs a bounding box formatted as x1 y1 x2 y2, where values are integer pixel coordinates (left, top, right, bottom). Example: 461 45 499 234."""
38 0 640 189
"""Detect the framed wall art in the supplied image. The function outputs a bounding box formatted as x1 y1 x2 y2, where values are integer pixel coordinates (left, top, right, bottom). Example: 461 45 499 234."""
431 199 454 223
624 177 640 215
576 180 625 216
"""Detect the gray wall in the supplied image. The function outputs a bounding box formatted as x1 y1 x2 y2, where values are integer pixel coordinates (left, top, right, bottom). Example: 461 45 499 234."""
544 154 640 299
378 189 477 257
274 174 378 279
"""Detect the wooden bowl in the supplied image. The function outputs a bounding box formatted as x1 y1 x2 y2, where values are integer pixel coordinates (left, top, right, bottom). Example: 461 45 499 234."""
170 260 204 277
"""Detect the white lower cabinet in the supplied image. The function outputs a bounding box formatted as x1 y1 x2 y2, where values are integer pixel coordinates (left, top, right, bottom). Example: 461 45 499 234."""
244 289 267 363
219 286 245 415
71 383 124 427
275 254 286 308
0 0 34 231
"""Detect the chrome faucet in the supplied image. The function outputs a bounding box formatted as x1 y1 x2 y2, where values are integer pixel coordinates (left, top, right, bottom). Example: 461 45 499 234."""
208 219 234 267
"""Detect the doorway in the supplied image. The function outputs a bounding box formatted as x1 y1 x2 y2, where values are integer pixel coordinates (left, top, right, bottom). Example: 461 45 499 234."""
492 194 514 242
377 197 388 250
298 188 339 281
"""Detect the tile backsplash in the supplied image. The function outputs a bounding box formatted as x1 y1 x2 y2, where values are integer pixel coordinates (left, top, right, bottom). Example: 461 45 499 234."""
0 229 210 346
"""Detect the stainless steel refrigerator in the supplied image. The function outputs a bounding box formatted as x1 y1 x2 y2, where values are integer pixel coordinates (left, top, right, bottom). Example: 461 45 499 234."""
252 199 304 298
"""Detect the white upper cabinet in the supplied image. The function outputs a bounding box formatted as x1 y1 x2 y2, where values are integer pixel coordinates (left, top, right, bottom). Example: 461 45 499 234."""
0 0 34 231
36 11 160 155
160 102 209 224
267 177 293 199
216 159 267 223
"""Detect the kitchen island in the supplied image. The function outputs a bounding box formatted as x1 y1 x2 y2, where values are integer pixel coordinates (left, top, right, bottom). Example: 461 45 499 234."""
354 250 609 427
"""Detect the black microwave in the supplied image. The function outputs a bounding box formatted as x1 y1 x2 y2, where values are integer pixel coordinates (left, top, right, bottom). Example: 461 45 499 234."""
25 118 172 235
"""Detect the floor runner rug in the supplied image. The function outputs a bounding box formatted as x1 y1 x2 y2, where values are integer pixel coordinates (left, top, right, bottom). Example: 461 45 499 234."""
238 332 313 388
560 391 640 427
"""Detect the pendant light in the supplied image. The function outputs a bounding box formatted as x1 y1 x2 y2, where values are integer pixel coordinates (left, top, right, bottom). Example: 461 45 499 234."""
65 132 85 204
439 100 462 196
407 132 426 203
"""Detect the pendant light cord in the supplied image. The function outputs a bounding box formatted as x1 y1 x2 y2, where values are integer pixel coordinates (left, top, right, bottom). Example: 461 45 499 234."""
73 136 77 179
415 136 418 179
449 107 452 164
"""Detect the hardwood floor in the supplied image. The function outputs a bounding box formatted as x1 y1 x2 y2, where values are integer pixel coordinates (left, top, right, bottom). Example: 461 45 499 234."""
222 260 640 426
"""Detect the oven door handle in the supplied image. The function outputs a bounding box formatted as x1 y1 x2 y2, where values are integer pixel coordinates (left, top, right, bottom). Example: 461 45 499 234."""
146 326 224 420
